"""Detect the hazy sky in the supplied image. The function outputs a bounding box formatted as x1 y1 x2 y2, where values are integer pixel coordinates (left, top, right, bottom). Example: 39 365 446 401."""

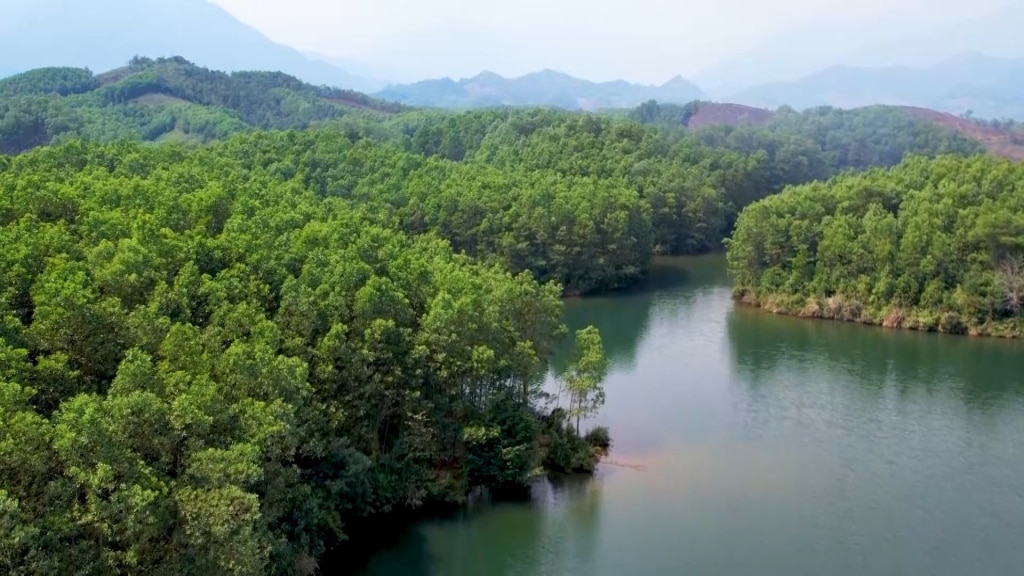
212 0 1012 83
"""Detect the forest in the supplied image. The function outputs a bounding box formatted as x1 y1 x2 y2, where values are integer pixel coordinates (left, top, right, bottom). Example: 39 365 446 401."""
1 58 983 293
0 137 614 575
726 154 1024 337
0 56 1006 574
0 57 404 154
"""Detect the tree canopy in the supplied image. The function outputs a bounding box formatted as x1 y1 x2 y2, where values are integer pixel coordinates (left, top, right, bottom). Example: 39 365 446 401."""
726 154 1024 337
0 137 613 575
0 57 404 153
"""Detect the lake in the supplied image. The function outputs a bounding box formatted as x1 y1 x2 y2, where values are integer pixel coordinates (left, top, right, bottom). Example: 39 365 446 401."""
351 255 1024 576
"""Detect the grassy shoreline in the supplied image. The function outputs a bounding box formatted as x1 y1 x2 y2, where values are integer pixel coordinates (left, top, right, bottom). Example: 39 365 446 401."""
734 290 1023 339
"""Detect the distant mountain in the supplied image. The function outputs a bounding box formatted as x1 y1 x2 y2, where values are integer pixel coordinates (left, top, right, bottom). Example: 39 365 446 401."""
731 53 1024 120
692 15 911 96
837 4 1024 69
694 4 1024 97
375 69 705 111
0 0 378 92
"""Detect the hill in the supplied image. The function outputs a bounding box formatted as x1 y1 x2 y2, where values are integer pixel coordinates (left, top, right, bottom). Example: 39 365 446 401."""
0 57 405 155
727 153 1024 338
628 100 1022 161
375 69 705 111
731 53 1024 120
896 106 1024 161
0 0 381 93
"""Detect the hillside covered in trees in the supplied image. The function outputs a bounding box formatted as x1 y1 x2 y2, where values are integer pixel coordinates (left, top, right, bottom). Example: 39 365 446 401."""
0 59 990 295
0 57 993 163
628 100 1024 161
726 154 1024 338
0 56 403 154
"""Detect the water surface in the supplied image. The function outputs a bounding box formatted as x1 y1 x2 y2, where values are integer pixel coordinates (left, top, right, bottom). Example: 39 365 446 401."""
354 255 1024 576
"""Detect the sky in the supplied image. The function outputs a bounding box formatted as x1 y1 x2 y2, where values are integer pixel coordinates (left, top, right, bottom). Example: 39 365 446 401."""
211 0 1013 84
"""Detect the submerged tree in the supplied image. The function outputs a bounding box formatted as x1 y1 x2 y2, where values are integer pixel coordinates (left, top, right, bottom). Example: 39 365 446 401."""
560 326 609 434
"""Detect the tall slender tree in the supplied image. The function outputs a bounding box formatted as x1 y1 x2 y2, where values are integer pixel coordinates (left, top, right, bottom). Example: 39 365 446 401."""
561 326 609 435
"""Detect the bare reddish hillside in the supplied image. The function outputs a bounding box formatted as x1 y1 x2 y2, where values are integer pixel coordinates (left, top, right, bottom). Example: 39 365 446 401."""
684 102 1024 162
896 106 1024 161
685 103 775 129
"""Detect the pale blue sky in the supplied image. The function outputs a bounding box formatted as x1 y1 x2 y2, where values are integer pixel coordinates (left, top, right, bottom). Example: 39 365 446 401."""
212 0 1012 83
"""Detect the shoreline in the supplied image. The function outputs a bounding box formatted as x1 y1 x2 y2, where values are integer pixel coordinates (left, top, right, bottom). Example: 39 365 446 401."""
734 291 1023 340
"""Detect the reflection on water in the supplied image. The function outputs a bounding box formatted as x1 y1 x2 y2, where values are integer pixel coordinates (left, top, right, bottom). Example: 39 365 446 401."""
552 256 721 374
727 305 1024 412
355 255 1024 576
355 474 604 576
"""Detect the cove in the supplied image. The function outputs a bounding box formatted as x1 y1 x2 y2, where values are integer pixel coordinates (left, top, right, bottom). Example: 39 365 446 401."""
347 255 1024 576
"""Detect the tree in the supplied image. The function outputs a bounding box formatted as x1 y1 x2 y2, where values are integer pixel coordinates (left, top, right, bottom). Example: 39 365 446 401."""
726 154 1024 338
997 254 1024 319
560 326 609 434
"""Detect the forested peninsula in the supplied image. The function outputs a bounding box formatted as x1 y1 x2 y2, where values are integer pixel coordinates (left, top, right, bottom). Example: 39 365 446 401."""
0 137 616 575
727 155 1024 338
0 56 1010 575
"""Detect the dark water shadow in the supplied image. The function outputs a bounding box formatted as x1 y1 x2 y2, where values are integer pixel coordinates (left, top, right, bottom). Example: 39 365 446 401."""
319 504 442 576
338 473 601 576
726 304 1024 412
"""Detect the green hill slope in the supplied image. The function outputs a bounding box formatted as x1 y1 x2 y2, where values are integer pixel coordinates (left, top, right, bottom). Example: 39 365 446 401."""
0 57 406 154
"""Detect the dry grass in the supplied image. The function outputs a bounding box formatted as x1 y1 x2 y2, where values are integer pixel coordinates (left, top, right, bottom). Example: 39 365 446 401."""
882 307 906 329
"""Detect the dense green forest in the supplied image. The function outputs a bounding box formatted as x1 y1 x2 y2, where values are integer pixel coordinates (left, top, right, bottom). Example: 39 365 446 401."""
2 58 984 292
0 57 403 154
0 56 1006 574
726 154 1024 337
0 137 614 575
382 105 981 286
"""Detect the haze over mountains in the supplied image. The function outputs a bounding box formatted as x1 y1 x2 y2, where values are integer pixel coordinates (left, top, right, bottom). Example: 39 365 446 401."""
692 4 1023 94
375 71 705 111
729 53 1024 120
0 0 384 93
1 0 1022 118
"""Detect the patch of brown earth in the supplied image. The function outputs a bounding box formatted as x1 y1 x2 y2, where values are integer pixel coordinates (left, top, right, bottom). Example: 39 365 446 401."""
685 103 775 129
896 105 1024 161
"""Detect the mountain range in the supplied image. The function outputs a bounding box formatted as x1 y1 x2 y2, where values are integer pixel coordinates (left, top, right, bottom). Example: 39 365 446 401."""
692 4 1024 95
1 0 1022 119
730 53 1024 119
374 70 705 111
372 53 1024 119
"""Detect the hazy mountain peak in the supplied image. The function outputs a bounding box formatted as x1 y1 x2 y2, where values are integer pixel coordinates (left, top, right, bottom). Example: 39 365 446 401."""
375 69 704 111
731 51 1024 120
523 69 575 81
475 70 503 80
661 75 701 89
0 0 379 92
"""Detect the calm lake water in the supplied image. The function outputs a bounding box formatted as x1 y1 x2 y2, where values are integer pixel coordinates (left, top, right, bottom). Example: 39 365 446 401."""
350 255 1024 576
